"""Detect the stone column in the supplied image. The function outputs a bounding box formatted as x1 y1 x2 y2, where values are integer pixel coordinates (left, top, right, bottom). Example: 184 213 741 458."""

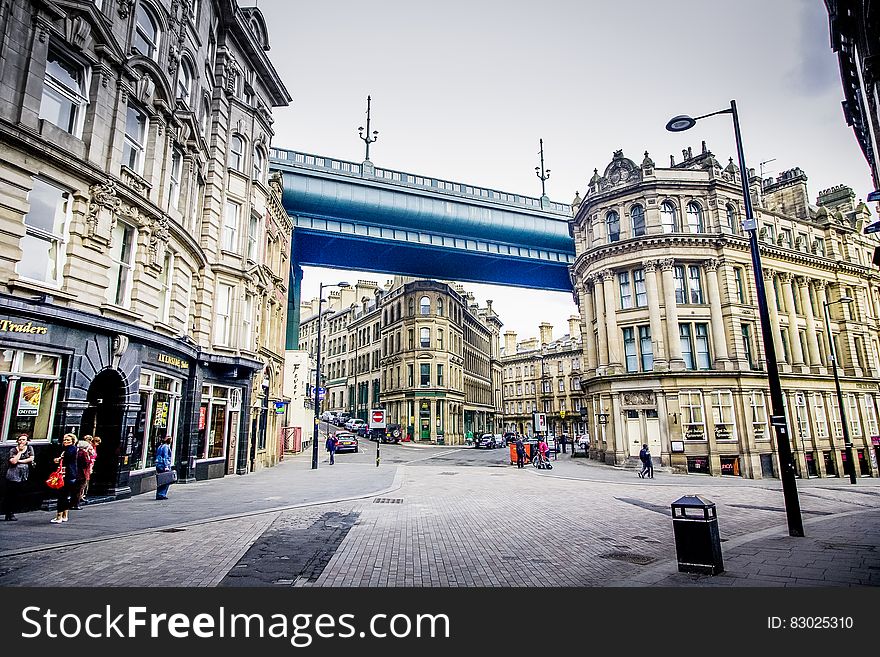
659 258 685 370
592 274 609 372
703 258 730 369
602 270 621 373
643 259 667 370
762 268 787 366
581 279 598 373
797 277 822 369
780 272 805 369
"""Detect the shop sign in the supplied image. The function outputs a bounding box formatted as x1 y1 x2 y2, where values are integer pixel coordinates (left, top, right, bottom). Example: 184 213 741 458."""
0 319 48 335
157 353 189 370
154 401 169 429
274 402 286 415
198 406 207 431
17 382 43 416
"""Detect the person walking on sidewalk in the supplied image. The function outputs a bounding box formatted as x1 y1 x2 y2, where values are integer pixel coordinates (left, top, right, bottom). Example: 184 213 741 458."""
4 435 34 521
515 436 526 469
51 433 79 523
155 436 173 500
638 444 653 479
326 433 338 465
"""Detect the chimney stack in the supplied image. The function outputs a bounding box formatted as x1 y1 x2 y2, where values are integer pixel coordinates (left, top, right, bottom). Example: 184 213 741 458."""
504 331 517 355
567 316 581 339
539 323 553 346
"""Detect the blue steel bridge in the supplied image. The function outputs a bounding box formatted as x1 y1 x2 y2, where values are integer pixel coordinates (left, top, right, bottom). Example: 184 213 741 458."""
268 148 575 345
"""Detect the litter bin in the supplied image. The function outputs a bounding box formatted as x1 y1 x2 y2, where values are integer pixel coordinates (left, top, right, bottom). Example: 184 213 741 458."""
671 495 724 575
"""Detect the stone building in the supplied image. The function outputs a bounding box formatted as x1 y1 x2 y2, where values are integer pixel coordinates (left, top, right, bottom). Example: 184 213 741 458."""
500 319 588 439
0 0 291 503
569 146 880 478
297 277 502 444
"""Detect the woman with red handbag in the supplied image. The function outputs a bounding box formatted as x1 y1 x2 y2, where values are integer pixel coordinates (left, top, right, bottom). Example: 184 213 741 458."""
50 433 79 524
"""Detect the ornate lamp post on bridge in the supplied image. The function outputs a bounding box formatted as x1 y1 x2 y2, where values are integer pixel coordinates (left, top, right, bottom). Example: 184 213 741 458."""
535 138 551 206
666 100 804 537
358 95 379 164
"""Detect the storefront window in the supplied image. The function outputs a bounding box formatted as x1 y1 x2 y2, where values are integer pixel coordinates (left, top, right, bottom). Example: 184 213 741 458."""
720 456 740 476
1 350 61 443
133 372 181 470
198 384 241 460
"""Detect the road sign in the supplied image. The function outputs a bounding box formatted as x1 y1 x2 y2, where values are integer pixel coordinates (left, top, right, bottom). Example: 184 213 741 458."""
559 410 566 418
864 221 880 234
533 412 547 432
316 386 325 401
273 401 286 415
369 409 386 429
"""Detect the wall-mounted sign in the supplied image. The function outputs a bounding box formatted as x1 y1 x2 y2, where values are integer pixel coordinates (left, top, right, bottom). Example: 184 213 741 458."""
157 353 189 370
533 412 547 432
1 319 48 335
17 382 43 416
274 401 286 415
671 440 685 453
198 406 207 431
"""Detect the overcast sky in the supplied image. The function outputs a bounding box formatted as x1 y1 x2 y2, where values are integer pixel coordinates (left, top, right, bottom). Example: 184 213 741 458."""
254 0 874 343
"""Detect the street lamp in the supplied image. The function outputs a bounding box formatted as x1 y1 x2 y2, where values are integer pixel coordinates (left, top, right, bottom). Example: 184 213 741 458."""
312 281 350 470
666 100 804 537
822 295 858 484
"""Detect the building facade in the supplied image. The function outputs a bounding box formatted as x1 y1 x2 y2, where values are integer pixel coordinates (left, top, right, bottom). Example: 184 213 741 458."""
569 146 880 478
0 0 291 504
297 278 502 444
500 319 587 438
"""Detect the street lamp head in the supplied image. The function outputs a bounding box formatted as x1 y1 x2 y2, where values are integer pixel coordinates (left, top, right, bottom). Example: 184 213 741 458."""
666 115 697 132
839 296 854 303
336 281 351 288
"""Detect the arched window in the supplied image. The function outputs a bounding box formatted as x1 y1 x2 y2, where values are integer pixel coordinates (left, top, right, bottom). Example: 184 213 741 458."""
133 3 161 60
176 58 194 104
408 298 414 317
686 202 704 232
253 146 265 182
660 201 677 233
420 296 430 315
420 327 430 348
725 203 737 232
229 134 244 172
437 298 443 316
606 211 620 243
631 204 646 237
201 96 211 137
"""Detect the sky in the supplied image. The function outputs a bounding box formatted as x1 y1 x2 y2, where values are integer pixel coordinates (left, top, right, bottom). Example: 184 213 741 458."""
253 0 875 343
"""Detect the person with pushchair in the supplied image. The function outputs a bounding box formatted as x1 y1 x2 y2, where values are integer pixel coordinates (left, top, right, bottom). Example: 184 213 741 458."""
534 437 552 469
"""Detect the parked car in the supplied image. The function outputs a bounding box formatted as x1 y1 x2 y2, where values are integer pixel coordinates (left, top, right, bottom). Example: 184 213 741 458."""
502 432 517 446
381 423 402 444
345 418 366 432
320 411 336 423
334 413 351 427
476 433 503 449
334 431 358 453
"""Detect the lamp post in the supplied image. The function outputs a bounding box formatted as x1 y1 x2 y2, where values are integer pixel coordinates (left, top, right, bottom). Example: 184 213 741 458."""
312 281 350 470
358 95 379 163
535 138 551 198
667 100 804 536
822 296 858 484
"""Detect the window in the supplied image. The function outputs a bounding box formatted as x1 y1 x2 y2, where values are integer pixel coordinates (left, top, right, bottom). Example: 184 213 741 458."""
420 363 430 386
780 228 792 249
40 49 88 136
863 395 878 437
813 394 828 438
686 202 704 232
673 266 687 304
176 58 194 105
201 97 211 137
222 201 240 252
764 223 775 244
407 364 413 387
407 329 414 350
606 211 620 242
558 379 565 392
724 204 737 232
687 266 703 304
229 135 245 172
695 324 710 368
182 268 193 333
214 283 233 345
711 391 735 440
557 361 564 374
133 3 160 59
247 214 259 261
680 390 705 439
847 395 862 436
751 390 768 440
106 222 136 307
0 350 62 443
734 267 747 303
158 251 173 323
437 329 443 350
633 269 647 307
680 323 711 370
814 237 825 257
408 298 414 316
794 392 809 438
741 324 756 369
571 376 581 390
660 201 677 233
623 327 637 372
420 296 430 315
631 204 646 237
619 272 632 309
639 325 653 371
437 364 444 386
253 147 265 182
16 178 70 286
829 395 843 437
437 298 444 316
420 327 430 348
123 104 148 174
242 293 254 350
168 148 182 210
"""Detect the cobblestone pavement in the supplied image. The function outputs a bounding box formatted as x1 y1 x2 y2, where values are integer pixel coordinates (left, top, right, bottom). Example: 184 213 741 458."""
0 446 878 587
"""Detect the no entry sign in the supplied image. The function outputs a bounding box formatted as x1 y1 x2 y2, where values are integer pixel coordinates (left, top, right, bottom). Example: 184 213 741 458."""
369 409 386 429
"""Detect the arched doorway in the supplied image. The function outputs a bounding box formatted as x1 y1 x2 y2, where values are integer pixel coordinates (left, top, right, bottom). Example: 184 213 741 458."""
80 369 125 496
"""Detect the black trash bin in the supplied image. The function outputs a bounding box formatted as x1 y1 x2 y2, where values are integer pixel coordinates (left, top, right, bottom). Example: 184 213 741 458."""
671 495 724 575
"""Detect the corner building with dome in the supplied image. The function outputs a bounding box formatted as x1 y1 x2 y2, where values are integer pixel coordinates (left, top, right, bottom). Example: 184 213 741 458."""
569 145 880 479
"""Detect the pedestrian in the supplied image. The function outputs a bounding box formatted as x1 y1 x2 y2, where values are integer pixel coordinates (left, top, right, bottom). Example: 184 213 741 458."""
80 435 101 502
4 435 34 521
155 436 173 500
51 433 79 523
71 437 91 510
560 434 567 454
326 432 338 465
638 444 653 479
515 436 526 469
537 437 550 467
